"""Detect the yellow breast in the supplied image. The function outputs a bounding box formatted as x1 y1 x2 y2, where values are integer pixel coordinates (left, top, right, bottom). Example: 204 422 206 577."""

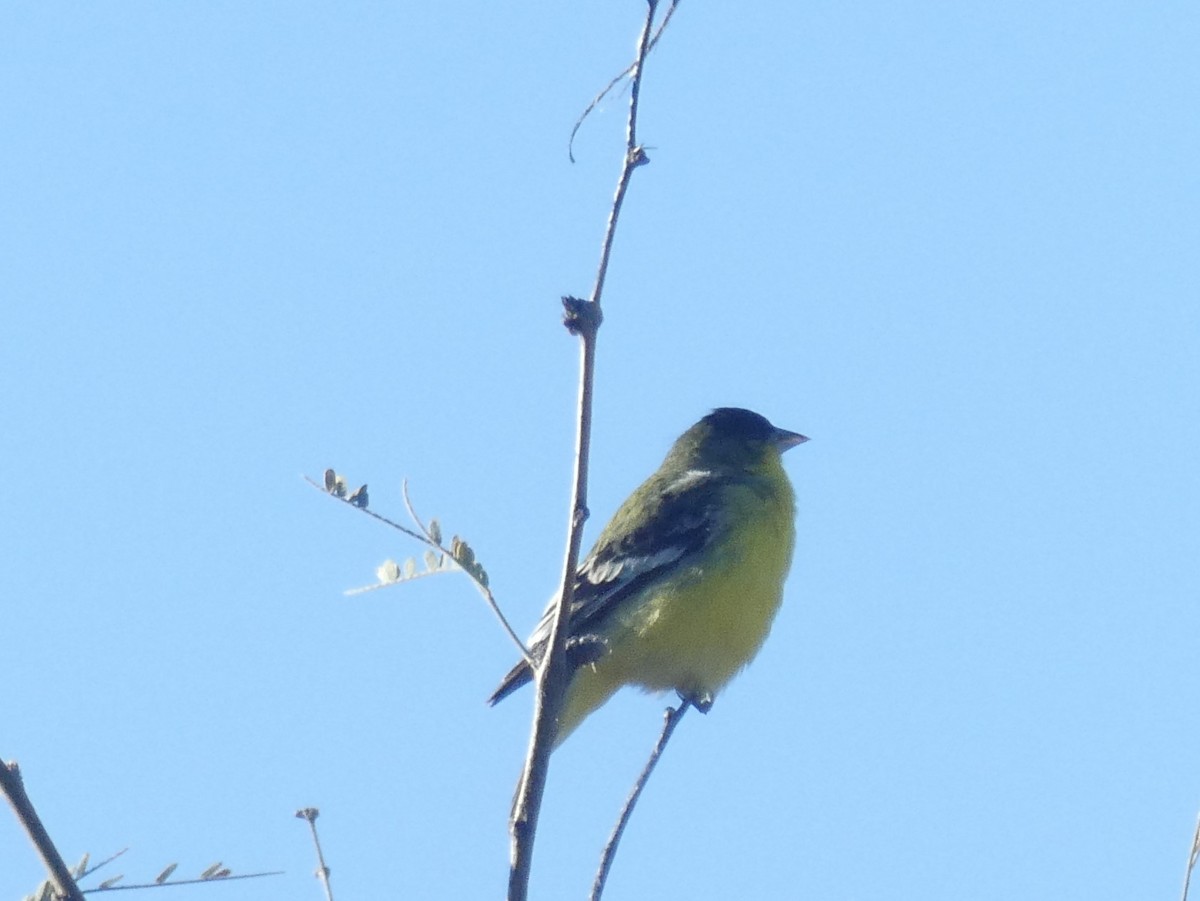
555 460 796 743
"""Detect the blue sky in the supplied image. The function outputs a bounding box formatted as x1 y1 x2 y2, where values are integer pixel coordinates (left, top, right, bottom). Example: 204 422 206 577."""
3 2 1198 899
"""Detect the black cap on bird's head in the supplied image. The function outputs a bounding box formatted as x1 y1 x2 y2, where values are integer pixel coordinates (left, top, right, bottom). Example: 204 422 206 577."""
672 407 808 466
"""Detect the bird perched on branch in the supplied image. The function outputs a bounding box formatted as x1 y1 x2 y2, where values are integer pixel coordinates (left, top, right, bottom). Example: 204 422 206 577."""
488 407 807 746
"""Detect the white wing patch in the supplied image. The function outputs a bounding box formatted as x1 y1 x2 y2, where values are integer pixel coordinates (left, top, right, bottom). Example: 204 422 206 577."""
664 468 715 495
582 545 689 585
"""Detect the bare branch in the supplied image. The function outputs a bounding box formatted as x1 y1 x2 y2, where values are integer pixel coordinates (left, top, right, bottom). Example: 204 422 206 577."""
507 3 663 899
591 700 692 900
1183 811 1200 901
569 0 681 163
1 760 87 901
296 808 334 901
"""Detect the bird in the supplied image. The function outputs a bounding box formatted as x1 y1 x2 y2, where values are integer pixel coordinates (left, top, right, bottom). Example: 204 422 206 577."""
488 407 807 746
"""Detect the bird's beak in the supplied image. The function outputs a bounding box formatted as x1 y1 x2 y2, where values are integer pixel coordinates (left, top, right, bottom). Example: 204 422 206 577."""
772 427 809 452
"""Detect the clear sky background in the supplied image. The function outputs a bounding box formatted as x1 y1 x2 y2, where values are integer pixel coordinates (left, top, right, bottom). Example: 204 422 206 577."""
3 3 1198 899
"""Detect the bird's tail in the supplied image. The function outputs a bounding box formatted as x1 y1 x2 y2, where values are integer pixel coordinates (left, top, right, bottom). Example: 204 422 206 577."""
487 660 533 706
488 660 619 750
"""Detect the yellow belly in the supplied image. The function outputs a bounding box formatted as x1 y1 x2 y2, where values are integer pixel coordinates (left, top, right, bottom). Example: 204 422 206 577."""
556 481 795 744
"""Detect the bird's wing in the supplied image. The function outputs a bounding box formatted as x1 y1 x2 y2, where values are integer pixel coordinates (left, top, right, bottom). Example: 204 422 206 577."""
487 468 734 705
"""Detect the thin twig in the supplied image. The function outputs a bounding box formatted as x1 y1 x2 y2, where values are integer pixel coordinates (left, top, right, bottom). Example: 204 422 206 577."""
399 478 437 543
305 474 532 665
305 474 427 544
507 4 661 900
590 11 655 308
79 871 284 892
0 760 87 901
343 566 450 594
399 479 533 662
568 0 681 162
1182 811 1200 901
591 700 692 901
296 808 334 901
77 848 129 880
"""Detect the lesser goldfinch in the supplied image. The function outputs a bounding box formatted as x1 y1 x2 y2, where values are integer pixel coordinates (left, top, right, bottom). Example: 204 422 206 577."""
488 407 806 745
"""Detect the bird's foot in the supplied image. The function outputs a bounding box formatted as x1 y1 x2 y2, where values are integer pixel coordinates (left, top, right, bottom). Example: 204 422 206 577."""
565 634 608 670
677 690 714 714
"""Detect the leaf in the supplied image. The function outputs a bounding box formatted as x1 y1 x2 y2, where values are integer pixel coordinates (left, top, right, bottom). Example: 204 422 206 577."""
71 854 89 879
377 560 401 584
428 518 442 545
200 862 223 880
403 557 417 579
98 875 124 889
156 863 178 884
451 537 475 567
444 536 487 585
423 550 439 571
324 469 348 497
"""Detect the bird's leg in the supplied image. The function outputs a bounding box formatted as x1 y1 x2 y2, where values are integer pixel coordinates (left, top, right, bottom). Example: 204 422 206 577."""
677 689 714 714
